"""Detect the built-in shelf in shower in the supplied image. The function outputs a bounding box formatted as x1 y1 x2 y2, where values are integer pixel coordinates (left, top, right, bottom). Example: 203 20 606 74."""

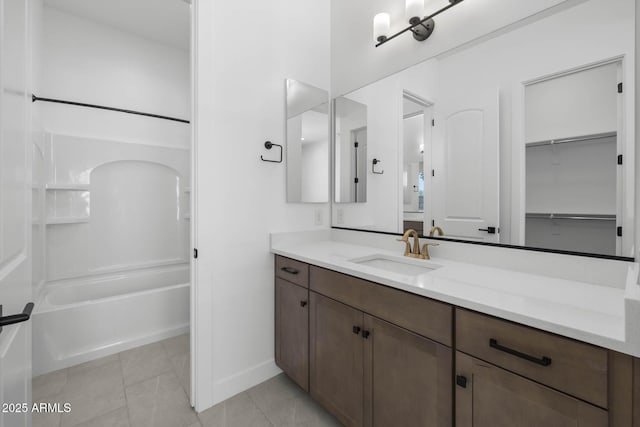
46 184 90 191
184 188 191 193
46 216 90 225
183 214 191 220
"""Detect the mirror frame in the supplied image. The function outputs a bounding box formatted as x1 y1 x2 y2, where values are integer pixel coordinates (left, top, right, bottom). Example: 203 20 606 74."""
330 225 634 262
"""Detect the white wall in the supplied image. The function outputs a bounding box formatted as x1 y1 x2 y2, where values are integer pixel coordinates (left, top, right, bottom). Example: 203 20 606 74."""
39 6 190 148
193 0 330 411
636 0 640 265
331 0 587 96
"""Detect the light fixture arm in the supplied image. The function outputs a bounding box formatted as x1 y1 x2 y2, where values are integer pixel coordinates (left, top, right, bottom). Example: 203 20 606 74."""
375 0 465 47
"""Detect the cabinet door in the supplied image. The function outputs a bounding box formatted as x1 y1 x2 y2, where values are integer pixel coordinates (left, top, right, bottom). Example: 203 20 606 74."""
456 352 608 427
363 315 452 427
310 292 364 427
275 278 309 391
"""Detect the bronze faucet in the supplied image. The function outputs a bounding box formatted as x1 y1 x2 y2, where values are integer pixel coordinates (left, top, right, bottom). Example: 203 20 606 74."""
398 229 439 260
429 226 444 237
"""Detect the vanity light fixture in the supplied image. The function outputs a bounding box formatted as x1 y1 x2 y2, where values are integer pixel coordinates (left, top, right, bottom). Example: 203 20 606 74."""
374 0 465 47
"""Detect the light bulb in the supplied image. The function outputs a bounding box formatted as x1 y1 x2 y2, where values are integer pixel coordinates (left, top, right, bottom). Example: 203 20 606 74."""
406 0 424 24
373 13 390 43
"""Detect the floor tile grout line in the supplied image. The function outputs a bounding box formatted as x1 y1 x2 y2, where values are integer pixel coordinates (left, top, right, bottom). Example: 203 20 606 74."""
120 341 176 389
246 389 276 427
117 352 134 427
171 356 191 402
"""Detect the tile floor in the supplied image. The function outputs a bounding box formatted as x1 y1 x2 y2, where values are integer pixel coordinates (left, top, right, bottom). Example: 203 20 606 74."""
32 334 342 427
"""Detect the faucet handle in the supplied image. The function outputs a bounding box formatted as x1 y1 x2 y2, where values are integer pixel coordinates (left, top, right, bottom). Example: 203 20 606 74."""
420 242 439 260
397 237 412 256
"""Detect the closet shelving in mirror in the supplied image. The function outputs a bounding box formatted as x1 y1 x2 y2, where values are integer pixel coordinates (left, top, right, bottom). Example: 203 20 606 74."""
45 184 90 191
46 217 90 225
525 131 616 148
525 213 616 221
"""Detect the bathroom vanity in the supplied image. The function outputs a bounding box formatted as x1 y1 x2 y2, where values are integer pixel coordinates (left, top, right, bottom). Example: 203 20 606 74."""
271 231 640 427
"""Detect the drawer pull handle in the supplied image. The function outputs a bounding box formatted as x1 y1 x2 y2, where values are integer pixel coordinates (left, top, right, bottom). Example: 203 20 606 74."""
489 338 552 367
280 267 299 275
300 301 307 307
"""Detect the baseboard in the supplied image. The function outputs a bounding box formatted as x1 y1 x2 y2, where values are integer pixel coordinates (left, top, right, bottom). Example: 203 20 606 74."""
209 359 282 407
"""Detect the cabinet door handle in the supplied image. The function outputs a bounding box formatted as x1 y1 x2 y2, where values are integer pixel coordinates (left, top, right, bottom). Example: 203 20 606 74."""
362 330 370 339
353 326 361 335
280 267 299 275
478 226 497 234
489 338 552 367
300 300 307 307
456 375 467 388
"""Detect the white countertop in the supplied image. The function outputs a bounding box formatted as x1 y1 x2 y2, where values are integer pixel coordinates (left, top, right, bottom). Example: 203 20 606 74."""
271 232 640 357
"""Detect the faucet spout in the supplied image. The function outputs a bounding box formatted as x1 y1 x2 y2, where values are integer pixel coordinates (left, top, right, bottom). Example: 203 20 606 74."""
398 229 420 257
429 226 444 237
399 228 439 260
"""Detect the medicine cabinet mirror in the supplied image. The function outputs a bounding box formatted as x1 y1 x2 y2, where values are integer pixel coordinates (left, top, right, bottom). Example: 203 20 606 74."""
330 0 634 260
286 79 329 203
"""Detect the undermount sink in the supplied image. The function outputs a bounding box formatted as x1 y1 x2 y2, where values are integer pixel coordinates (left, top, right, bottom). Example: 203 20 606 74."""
349 255 441 276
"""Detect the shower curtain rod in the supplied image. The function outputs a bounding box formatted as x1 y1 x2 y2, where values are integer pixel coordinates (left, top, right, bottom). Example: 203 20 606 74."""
32 95 190 124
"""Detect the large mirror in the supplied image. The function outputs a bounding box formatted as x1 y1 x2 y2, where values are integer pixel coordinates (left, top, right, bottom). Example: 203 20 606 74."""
331 0 634 259
286 79 329 203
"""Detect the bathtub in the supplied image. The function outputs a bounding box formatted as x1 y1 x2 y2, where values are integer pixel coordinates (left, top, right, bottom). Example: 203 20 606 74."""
33 264 189 376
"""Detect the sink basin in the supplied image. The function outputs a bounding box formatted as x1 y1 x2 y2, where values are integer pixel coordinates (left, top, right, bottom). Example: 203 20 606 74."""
349 255 441 276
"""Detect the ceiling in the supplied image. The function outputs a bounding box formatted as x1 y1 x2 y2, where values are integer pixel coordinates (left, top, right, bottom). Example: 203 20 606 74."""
44 0 190 50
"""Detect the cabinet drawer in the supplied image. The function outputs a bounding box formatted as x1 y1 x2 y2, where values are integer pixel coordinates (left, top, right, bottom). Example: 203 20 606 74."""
275 256 309 288
310 266 452 346
456 309 608 408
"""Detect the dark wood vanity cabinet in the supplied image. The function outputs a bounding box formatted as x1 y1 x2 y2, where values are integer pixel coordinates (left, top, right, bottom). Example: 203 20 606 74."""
308 265 453 427
309 292 364 426
274 255 639 427
363 314 452 427
308 291 453 427
455 309 636 427
274 258 310 392
275 278 309 391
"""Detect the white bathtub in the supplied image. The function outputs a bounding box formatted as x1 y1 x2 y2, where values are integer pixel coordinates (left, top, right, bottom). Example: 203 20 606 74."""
33 264 189 376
